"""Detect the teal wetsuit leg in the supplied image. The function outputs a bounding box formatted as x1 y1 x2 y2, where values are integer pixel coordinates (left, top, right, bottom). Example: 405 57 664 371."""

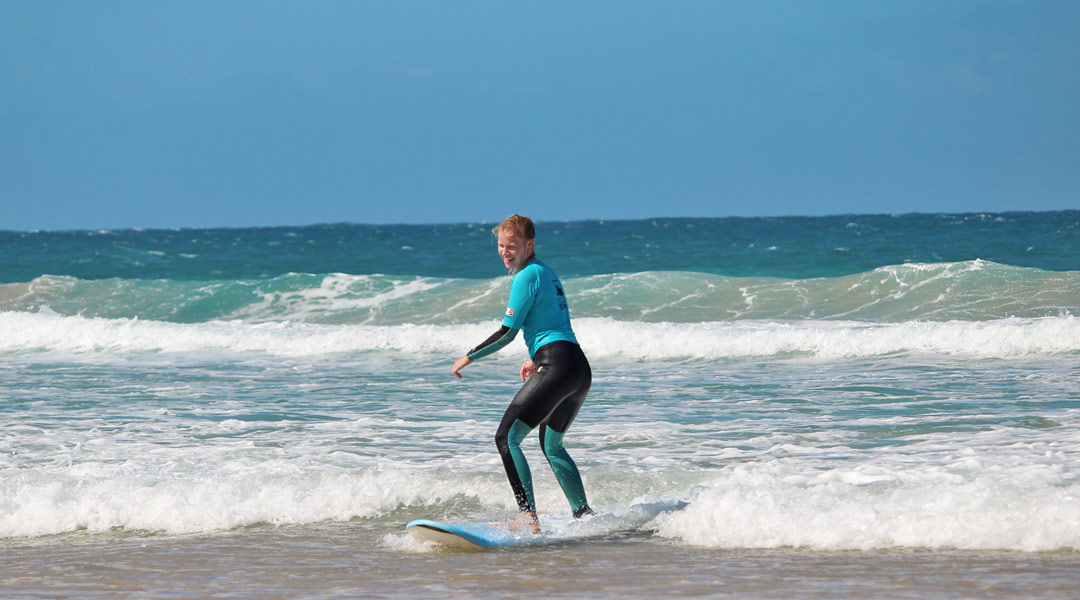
540 425 591 516
504 419 537 512
494 341 593 516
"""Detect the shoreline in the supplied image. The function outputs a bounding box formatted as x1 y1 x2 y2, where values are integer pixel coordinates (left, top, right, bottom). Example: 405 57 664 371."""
4 526 1079 599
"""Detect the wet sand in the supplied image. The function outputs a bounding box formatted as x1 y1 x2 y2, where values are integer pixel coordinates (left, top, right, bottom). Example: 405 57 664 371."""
3 524 1078 599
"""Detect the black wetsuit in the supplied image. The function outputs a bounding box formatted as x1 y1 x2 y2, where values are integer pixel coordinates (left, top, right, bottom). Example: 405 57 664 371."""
466 259 594 517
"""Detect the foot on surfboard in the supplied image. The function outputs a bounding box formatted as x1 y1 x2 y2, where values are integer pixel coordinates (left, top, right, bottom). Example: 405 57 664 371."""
505 511 541 534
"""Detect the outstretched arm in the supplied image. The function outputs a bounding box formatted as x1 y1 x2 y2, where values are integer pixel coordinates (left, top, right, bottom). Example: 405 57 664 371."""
451 325 520 378
452 355 472 379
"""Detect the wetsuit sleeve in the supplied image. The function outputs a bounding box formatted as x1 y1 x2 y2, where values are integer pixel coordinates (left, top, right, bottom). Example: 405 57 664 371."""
466 265 536 361
466 325 520 361
503 266 538 330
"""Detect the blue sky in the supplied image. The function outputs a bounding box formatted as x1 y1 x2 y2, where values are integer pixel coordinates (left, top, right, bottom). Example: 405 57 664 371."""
2 0 1077 230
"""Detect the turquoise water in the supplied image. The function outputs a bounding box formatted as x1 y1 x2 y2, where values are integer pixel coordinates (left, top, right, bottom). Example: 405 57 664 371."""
1 211 1078 597
2 212 1077 283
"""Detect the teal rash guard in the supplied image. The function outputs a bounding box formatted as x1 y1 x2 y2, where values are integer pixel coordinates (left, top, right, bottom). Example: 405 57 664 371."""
466 259 578 361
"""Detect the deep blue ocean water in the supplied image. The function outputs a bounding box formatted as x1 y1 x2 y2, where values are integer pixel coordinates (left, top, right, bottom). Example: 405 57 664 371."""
1 211 1078 597
2 211 1076 283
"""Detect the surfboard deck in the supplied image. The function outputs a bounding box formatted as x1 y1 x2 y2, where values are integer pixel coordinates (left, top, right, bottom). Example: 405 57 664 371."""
406 500 688 550
406 518 570 550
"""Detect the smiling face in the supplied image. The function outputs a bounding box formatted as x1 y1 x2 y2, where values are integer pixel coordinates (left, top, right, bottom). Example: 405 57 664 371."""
497 228 535 272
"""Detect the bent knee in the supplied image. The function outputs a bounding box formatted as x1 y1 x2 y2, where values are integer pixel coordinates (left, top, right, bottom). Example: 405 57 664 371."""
541 427 567 455
494 430 510 453
498 419 532 450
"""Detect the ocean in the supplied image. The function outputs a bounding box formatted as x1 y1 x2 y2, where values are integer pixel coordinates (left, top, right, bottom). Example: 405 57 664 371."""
2 211 1078 598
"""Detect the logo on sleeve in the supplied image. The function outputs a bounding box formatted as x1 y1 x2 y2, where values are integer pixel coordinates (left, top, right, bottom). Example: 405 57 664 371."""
505 307 515 317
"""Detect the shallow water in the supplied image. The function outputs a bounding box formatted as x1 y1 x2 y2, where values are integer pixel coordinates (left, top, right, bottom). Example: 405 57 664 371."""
2 213 1079 597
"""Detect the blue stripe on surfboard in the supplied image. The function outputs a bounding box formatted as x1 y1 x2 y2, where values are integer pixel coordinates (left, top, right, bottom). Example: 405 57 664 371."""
406 518 565 548
406 501 690 549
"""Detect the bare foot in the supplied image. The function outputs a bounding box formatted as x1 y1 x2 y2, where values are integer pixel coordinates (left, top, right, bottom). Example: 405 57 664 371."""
506 511 541 534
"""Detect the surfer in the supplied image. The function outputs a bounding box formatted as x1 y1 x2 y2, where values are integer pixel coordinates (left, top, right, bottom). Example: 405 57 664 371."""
451 214 595 533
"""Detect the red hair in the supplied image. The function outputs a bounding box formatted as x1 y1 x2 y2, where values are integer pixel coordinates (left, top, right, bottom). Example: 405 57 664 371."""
493 214 535 240
493 214 537 271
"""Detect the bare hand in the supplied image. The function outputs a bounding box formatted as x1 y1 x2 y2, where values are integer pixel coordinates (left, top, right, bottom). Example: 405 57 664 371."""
520 359 537 382
452 356 472 379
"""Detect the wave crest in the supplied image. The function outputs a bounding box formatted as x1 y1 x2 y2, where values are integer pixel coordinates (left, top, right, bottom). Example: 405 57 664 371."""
2 311 1077 360
1 261 1076 325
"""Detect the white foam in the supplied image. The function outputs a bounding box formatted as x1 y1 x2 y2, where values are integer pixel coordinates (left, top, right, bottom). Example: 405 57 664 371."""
650 460 1080 551
229 273 445 323
0 310 520 358
3 396 1076 549
0 465 508 538
575 316 1080 360
3 311 1079 361
382 531 437 553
